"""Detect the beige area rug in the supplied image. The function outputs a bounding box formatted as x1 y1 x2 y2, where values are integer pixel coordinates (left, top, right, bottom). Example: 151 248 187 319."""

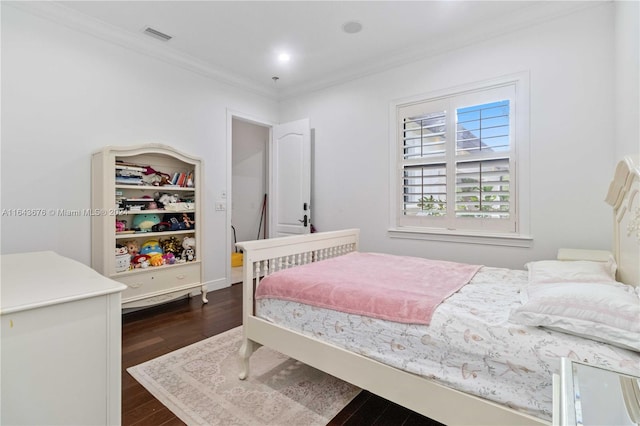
127 326 361 425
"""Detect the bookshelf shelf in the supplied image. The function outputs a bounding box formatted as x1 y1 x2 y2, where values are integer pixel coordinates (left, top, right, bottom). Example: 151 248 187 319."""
115 209 195 216
92 143 207 309
111 259 202 278
115 184 196 192
115 229 195 239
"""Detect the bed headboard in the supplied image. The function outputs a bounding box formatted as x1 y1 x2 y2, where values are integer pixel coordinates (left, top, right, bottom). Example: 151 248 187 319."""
604 156 640 287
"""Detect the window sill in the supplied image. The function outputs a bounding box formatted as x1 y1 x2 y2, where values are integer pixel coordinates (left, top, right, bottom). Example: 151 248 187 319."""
388 227 533 248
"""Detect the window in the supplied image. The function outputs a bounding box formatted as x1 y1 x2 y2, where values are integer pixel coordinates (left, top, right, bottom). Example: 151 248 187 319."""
391 75 530 244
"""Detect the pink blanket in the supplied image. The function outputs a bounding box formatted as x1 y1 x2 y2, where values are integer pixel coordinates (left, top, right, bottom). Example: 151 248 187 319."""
255 252 482 325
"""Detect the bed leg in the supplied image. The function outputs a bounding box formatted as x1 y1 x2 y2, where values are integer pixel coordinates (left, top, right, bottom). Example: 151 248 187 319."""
238 337 256 380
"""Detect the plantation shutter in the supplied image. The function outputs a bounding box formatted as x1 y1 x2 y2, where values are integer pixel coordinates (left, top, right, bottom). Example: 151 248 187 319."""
455 158 510 219
397 85 516 232
401 107 447 218
454 100 512 225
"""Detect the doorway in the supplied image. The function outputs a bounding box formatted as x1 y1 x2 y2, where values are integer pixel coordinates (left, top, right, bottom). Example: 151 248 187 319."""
231 117 269 283
228 113 311 285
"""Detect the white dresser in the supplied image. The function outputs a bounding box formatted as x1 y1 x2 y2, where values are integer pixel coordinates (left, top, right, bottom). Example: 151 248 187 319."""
1 251 126 425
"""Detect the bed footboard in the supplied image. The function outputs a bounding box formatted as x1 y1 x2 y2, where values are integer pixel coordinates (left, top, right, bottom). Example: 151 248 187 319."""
235 228 360 379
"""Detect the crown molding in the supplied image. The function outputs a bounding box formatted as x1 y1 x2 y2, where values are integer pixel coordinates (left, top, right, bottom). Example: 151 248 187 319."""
6 1 278 101
277 1 604 100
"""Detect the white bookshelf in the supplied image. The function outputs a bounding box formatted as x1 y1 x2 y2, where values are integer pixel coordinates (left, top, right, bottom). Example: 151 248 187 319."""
92 143 207 308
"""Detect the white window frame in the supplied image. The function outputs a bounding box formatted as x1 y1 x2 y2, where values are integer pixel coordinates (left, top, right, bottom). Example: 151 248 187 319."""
388 73 532 247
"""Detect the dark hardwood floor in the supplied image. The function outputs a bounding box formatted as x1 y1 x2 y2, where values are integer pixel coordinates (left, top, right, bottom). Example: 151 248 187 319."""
122 283 442 426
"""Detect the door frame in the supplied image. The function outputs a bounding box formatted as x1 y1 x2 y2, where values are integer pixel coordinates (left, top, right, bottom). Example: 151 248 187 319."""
226 109 275 284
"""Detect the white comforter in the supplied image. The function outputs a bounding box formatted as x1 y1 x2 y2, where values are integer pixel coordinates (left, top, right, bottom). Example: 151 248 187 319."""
256 266 640 421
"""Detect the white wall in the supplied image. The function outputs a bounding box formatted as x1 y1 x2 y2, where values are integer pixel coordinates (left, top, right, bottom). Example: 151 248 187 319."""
0 4 278 290
280 3 626 269
614 0 640 159
231 119 268 244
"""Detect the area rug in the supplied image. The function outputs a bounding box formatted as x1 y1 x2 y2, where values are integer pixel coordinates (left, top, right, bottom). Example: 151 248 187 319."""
127 326 361 425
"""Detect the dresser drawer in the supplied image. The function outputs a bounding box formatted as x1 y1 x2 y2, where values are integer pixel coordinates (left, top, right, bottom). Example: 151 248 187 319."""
116 263 201 300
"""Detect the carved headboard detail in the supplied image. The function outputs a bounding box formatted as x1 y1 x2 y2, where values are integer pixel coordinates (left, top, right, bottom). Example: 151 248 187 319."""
605 156 640 286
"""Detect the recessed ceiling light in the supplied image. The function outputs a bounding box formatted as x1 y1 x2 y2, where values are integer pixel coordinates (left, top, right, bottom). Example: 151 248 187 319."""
278 53 291 63
342 21 362 34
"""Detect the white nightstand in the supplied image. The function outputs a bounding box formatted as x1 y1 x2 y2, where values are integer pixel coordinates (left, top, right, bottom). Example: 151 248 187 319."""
554 358 640 426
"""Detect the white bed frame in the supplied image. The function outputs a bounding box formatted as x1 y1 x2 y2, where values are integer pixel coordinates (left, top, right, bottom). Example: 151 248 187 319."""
236 156 639 426
605 156 640 287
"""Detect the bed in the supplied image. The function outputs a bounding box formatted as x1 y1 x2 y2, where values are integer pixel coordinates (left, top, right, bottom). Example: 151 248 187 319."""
236 156 640 426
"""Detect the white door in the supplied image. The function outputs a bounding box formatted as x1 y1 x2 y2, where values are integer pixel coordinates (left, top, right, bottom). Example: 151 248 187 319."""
271 118 311 237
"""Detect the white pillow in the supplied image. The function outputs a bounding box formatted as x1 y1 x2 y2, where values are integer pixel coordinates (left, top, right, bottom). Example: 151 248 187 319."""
525 259 617 284
510 282 640 351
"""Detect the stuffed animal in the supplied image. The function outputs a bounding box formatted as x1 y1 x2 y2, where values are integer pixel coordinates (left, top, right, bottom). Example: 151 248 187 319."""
141 166 172 187
124 240 139 259
162 252 176 265
140 240 163 256
115 245 131 272
182 213 195 229
132 254 150 268
132 214 161 232
148 253 164 267
169 216 186 230
158 193 179 207
151 222 171 232
181 237 196 262
165 213 194 230
183 247 195 262
160 236 181 255
116 220 127 232
159 175 173 186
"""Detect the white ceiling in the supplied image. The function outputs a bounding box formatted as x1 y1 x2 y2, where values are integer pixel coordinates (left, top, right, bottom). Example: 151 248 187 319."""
51 1 599 99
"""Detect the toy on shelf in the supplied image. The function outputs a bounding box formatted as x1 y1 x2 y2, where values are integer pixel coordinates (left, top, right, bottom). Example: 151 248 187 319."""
162 252 176 265
140 239 162 255
157 193 180 208
182 213 195 229
132 214 161 232
116 220 127 233
160 236 181 255
181 237 196 262
141 166 171 187
115 245 130 272
149 254 164 267
165 213 195 230
131 254 150 268
124 240 139 259
140 239 165 267
151 222 171 232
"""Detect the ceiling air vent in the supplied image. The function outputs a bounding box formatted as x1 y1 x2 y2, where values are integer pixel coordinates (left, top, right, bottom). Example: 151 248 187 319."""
143 27 172 42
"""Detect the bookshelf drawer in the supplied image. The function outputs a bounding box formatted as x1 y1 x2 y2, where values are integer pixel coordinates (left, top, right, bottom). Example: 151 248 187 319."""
117 263 201 300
